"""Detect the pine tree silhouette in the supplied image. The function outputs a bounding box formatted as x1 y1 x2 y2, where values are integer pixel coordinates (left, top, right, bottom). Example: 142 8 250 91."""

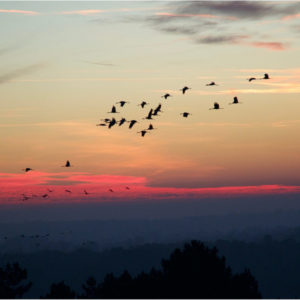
0 263 32 299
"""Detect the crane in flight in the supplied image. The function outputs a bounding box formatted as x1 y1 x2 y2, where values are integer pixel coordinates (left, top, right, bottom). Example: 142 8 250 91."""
128 120 138 129
209 102 223 110
108 106 119 114
180 86 191 94
180 112 191 118
138 130 147 137
162 93 171 99
116 101 129 107
206 81 218 86
229 96 240 104
62 160 72 167
138 101 148 108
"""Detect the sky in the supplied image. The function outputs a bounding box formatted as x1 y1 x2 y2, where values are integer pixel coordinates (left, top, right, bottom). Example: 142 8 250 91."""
1 1 300 211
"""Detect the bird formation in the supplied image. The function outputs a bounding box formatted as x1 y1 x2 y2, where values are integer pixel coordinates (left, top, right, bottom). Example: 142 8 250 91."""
96 73 270 137
17 73 270 202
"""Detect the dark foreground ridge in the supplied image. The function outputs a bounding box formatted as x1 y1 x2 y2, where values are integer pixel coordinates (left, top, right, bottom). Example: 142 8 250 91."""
0 240 261 299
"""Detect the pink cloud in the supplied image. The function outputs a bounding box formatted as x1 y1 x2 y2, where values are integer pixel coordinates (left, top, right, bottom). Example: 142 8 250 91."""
60 10 105 16
250 41 286 51
0 172 300 205
282 13 300 21
0 9 39 15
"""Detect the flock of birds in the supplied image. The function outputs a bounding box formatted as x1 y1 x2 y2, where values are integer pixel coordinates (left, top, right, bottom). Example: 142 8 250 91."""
18 73 271 202
95 73 271 137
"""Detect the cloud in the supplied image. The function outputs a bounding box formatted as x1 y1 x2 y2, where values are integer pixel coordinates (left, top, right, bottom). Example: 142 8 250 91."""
250 41 287 51
175 1 300 20
196 34 248 45
0 63 45 85
0 171 300 204
154 12 220 19
0 9 39 15
282 13 300 21
60 9 105 16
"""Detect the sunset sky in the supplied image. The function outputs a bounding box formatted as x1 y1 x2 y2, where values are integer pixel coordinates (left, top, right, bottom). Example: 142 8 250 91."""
1 1 300 206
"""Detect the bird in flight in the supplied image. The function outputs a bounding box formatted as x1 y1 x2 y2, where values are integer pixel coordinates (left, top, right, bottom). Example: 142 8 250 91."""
147 124 155 130
262 73 270 80
153 104 162 116
138 130 147 137
96 123 107 127
229 96 240 104
47 189 54 193
125 186 130 190
23 168 33 172
145 109 153 120
42 194 49 198
248 77 256 82
180 86 191 94
116 101 129 107
181 112 191 118
108 106 119 114
65 189 72 193
129 120 138 129
63 160 72 167
83 190 90 195
109 188 114 193
138 101 148 108
119 118 127 126
108 118 117 129
209 102 222 110
21 194 30 201
162 93 171 99
206 81 218 86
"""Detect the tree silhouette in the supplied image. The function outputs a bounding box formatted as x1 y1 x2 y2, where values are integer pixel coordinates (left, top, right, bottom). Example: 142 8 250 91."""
79 240 261 299
42 281 75 299
0 263 32 299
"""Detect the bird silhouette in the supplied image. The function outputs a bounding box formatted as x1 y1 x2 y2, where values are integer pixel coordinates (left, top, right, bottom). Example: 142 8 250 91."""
129 120 138 129
62 160 72 167
248 77 256 82
181 86 191 94
181 112 191 118
153 104 162 116
65 189 72 193
108 118 117 129
47 189 54 192
209 102 222 110
119 118 127 126
108 106 119 113
262 73 270 80
138 130 147 137
145 109 153 120
42 194 49 198
109 188 114 192
83 189 90 195
162 93 171 99
206 81 218 86
96 123 107 127
138 101 148 108
147 124 155 130
116 101 129 107
229 96 240 104
125 186 130 190
23 168 33 172
101 118 111 123
21 195 30 201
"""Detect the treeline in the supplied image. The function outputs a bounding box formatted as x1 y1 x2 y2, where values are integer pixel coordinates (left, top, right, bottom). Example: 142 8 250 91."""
0 241 261 299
